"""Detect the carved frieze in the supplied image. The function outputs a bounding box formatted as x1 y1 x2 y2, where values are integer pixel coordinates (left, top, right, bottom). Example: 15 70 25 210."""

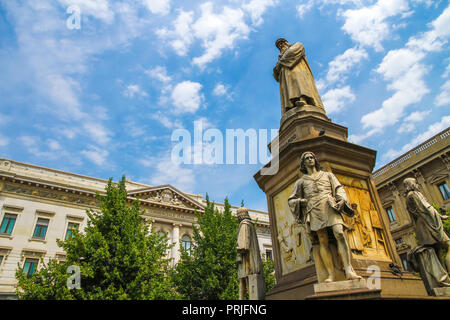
335 174 390 261
146 207 196 222
133 188 195 210
2 182 98 207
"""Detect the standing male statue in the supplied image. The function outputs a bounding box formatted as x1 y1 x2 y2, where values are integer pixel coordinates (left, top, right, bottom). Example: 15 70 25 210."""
236 207 265 300
404 178 450 291
273 38 324 114
288 152 361 283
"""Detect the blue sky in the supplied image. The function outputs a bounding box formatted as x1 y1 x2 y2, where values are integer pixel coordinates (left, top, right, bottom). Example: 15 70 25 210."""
0 0 449 212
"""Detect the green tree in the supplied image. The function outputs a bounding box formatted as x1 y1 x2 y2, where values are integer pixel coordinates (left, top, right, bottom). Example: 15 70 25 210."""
16 176 178 300
432 203 450 235
263 257 275 293
172 195 239 299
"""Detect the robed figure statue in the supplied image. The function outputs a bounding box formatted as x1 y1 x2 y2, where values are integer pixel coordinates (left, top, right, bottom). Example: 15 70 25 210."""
273 38 324 114
404 178 450 293
236 207 265 300
288 152 361 283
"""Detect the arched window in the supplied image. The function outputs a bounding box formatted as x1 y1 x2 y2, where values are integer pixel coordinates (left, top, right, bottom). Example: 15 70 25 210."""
181 234 192 255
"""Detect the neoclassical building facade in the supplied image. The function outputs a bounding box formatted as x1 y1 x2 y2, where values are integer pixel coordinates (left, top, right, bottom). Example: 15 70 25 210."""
373 127 450 270
0 158 271 298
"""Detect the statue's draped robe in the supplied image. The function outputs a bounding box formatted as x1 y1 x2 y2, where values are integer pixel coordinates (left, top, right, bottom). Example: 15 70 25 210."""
237 219 263 279
288 171 350 233
407 245 450 292
405 190 450 292
273 42 324 113
405 190 449 246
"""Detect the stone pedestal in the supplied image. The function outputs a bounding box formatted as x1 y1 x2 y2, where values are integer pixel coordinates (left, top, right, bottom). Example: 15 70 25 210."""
306 278 382 300
313 278 367 293
248 273 265 300
254 107 429 299
433 287 450 297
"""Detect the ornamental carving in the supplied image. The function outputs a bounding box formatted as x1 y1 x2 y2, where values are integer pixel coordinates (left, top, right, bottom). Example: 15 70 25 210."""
3 183 98 207
133 188 195 209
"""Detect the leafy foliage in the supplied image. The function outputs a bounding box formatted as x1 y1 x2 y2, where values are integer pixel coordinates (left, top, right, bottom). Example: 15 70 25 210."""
16 176 178 300
172 195 240 299
263 257 275 293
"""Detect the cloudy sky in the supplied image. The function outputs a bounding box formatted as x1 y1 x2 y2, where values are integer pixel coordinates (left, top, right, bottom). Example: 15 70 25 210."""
0 0 449 211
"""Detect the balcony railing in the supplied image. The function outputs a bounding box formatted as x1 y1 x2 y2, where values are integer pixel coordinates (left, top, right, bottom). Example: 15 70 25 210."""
372 128 450 180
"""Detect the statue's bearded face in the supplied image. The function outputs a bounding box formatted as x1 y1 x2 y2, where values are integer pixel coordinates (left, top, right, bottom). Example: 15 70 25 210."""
277 41 289 52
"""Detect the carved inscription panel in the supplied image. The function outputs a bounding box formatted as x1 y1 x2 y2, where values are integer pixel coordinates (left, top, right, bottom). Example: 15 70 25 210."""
334 174 390 262
273 181 313 276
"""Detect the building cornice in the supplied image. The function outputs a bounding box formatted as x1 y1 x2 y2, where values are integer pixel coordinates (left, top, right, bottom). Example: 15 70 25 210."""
373 127 450 187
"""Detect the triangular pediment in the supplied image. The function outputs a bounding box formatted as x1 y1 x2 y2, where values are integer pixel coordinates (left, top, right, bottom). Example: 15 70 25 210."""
128 185 204 211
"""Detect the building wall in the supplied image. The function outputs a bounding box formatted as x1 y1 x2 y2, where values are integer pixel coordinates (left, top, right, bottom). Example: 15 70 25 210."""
0 196 88 295
0 158 271 298
373 127 450 270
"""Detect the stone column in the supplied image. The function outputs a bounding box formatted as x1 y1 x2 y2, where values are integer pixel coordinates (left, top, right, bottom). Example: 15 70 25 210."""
172 224 181 265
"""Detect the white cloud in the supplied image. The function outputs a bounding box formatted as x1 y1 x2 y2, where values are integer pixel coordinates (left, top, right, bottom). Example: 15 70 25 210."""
0 114 11 126
18 135 68 160
411 0 434 8
18 136 37 149
0 134 9 147
81 146 109 166
142 0 171 15
213 83 228 96
397 109 431 133
171 81 204 114
150 112 183 129
122 84 148 98
192 3 251 68
195 117 214 130
145 66 172 83
355 6 450 141
212 82 233 100
124 117 146 137
158 2 266 68
341 0 410 51
325 47 368 85
322 86 355 114
442 61 450 78
361 50 429 131
383 115 450 160
57 127 79 140
156 10 194 56
83 122 111 145
47 139 61 151
435 79 450 107
297 0 314 18
406 6 450 52
142 154 195 192
242 0 277 26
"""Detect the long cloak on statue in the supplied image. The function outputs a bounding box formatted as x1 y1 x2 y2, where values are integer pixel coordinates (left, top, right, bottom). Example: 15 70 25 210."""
237 219 264 279
273 42 324 113
405 190 449 246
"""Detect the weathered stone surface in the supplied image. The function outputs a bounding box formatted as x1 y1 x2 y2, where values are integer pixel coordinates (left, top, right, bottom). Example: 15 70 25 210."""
314 278 367 293
433 287 450 296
